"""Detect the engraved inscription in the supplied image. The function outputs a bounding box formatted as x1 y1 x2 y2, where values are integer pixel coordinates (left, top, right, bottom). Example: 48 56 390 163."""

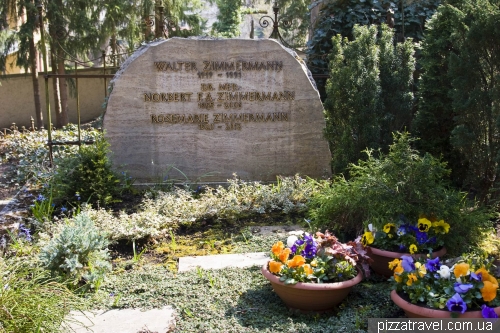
148 58 291 130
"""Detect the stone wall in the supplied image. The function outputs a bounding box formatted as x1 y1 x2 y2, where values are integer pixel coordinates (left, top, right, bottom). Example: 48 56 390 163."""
0 68 111 129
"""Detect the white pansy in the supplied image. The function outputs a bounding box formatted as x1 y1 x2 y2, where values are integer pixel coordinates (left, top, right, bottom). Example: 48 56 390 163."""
287 235 298 248
437 265 450 279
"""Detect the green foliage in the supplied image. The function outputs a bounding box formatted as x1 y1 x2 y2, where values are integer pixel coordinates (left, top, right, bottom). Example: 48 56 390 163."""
413 0 500 203
49 136 121 207
272 0 310 48
30 191 55 224
307 132 491 255
307 0 439 95
0 258 86 333
83 175 318 241
412 2 470 189
91 265 402 331
211 0 242 38
39 213 111 289
324 24 415 174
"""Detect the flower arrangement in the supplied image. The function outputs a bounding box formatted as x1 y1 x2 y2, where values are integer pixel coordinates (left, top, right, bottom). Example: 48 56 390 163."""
361 215 450 254
389 254 499 318
267 231 371 285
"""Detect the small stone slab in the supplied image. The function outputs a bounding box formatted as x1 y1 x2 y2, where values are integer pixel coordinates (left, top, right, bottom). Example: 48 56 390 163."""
178 252 269 272
65 306 175 333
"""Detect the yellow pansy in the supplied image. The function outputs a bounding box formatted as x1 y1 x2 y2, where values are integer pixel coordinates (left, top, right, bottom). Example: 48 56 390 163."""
454 263 470 278
415 262 427 277
407 273 418 286
432 220 450 234
383 223 396 234
361 231 374 246
394 265 404 283
287 255 306 268
303 264 313 275
269 261 283 274
409 244 418 254
388 258 401 270
481 281 498 302
417 218 432 232
272 241 284 256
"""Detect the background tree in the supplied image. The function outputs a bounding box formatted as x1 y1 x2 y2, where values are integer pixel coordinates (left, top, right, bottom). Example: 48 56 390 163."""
324 24 415 175
413 0 500 202
211 0 242 38
307 0 439 99
411 3 464 187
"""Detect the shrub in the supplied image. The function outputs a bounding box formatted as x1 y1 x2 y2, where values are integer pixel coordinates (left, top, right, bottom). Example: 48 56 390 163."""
324 24 415 174
413 0 500 202
49 136 121 207
0 258 85 333
39 213 111 289
307 132 492 255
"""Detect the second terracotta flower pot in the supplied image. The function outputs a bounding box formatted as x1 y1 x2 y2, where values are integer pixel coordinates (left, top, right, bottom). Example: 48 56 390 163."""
367 246 447 278
391 290 500 318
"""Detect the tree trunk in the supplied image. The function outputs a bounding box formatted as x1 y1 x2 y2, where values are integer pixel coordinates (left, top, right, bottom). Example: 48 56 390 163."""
57 48 69 126
50 47 62 128
29 35 43 129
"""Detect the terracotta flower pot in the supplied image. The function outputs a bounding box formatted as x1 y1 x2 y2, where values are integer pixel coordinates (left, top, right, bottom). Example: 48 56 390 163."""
391 290 500 318
261 263 362 312
367 246 447 278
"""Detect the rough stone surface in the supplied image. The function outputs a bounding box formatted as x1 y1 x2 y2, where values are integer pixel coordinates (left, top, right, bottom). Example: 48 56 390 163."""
178 252 269 272
65 307 175 333
104 38 331 183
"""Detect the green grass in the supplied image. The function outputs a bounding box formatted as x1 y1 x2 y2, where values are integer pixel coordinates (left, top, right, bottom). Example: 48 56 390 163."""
90 265 404 332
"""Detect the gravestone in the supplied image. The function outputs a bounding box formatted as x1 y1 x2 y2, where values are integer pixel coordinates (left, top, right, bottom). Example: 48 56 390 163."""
103 38 331 183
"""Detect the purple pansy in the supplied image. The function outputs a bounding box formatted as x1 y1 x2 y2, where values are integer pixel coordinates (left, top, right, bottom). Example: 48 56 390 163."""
416 231 428 245
446 293 467 313
425 257 440 273
401 255 415 272
470 272 482 281
481 305 499 319
398 244 407 252
454 283 474 294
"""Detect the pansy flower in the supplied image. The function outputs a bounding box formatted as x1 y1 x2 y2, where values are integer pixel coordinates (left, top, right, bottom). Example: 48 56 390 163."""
279 248 292 263
425 257 440 273
394 265 404 283
272 241 284 256
446 293 467 313
409 244 418 254
415 262 427 278
388 258 401 270
432 220 450 234
416 231 428 245
303 264 313 275
401 255 415 272
481 281 498 302
437 265 451 279
454 263 470 278
481 305 499 319
269 261 283 274
417 218 432 232
407 273 418 286
361 231 374 246
287 255 306 268
454 283 474 294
